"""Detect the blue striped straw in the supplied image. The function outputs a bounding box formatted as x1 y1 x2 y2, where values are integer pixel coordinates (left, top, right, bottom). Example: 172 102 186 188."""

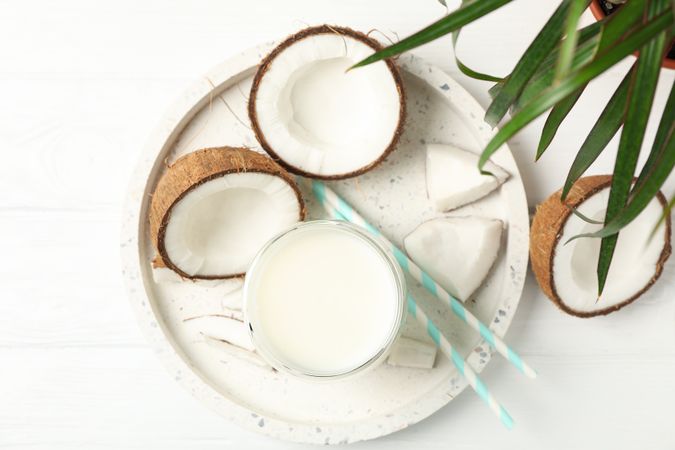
306 178 536 379
318 198 514 428
407 294 514 429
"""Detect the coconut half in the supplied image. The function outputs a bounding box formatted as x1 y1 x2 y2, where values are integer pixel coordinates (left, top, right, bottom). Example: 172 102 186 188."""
248 25 406 179
426 143 509 211
149 147 305 279
530 175 672 317
404 217 503 301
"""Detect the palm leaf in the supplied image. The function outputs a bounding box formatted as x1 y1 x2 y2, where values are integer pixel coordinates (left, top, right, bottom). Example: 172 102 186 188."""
481 9 601 107
570 207 605 224
531 0 591 154
535 87 585 160
451 0 505 82
515 0 645 112
514 30 600 110
452 29 504 82
570 81 675 241
652 193 675 239
560 66 634 200
518 0 650 161
489 81 503 99
597 0 648 48
535 20 603 79
555 0 590 81
595 0 668 295
484 0 572 126
350 0 513 69
477 8 672 171
634 79 675 189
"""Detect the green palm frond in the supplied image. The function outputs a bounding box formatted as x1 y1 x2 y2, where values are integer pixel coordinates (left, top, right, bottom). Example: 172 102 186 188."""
352 0 675 296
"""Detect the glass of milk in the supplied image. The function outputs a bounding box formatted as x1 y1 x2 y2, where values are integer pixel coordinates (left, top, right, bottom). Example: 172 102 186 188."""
243 220 406 380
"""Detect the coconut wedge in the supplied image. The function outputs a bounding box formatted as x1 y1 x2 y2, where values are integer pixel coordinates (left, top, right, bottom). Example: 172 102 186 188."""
404 217 503 301
531 176 672 317
387 336 437 369
149 147 305 279
202 335 272 371
426 144 509 211
185 315 254 351
249 25 405 179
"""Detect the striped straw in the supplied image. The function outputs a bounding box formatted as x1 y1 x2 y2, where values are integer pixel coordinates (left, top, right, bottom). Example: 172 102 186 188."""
319 201 514 428
407 294 513 429
306 178 536 379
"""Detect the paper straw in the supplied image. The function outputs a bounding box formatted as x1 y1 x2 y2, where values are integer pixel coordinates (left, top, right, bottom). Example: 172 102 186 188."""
306 178 536 379
407 294 514 429
319 202 514 428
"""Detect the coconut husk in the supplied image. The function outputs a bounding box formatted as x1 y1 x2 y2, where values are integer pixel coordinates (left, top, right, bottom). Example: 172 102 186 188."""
149 146 306 279
248 25 406 180
530 175 671 317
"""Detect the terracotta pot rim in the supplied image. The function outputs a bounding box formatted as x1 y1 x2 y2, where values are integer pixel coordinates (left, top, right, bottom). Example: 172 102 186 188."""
588 0 675 70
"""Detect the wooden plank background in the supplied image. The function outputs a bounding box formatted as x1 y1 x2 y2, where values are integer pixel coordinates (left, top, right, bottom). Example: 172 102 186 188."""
1 0 673 448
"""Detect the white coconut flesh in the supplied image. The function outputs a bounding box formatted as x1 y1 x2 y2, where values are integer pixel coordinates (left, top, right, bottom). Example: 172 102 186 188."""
184 315 254 352
253 33 402 176
387 336 437 369
553 187 668 312
426 144 509 211
164 172 301 277
404 217 503 301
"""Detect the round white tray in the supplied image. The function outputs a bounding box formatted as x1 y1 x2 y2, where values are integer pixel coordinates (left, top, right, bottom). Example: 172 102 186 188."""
121 42 529 444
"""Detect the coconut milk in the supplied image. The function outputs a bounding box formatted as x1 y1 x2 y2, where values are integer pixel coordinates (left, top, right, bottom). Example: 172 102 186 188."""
244 221 405 378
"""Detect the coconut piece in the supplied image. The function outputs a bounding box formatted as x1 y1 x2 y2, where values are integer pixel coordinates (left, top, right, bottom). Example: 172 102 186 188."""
185 315 254 351
531 175 671 317
387 336 437 369
426 144 509 211
404 217 503 301
152 257 246 290
152 264 241 288
183 308 244 322
202 335 272 370
248 25 405 179
149 147 305 279
152 265 184 284
222 287 244 311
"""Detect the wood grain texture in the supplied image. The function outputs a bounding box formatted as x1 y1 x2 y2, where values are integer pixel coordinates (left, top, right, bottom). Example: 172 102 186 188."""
1 0 673 448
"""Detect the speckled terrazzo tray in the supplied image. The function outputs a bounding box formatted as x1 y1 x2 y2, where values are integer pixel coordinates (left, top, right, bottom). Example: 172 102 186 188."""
121 42 529 444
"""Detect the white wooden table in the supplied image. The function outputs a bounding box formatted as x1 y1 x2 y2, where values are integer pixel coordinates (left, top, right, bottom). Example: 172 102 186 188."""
2 1 673 448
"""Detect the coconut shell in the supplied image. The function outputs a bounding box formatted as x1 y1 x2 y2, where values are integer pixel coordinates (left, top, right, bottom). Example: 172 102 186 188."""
248 25 406 180
530 175 672 317
149 146 306 279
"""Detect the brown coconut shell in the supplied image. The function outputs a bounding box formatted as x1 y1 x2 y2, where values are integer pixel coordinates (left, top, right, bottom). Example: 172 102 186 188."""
248 25 406 180
530 175 672 317
149 146 306 279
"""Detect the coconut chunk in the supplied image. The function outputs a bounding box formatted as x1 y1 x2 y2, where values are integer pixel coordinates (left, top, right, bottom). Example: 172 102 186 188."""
202 335 273 371
426 144 509 211
184 315 254 351
222 287 244 311
387 336 437 369
531 175 672 317
249 25 405 179
149 147 305 279
404 217 503 301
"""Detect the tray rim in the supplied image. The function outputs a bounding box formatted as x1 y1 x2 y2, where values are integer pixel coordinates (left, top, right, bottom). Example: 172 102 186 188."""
120 42 530 444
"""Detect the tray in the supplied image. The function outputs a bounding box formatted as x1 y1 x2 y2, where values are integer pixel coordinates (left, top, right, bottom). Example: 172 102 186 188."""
121 41 529 444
